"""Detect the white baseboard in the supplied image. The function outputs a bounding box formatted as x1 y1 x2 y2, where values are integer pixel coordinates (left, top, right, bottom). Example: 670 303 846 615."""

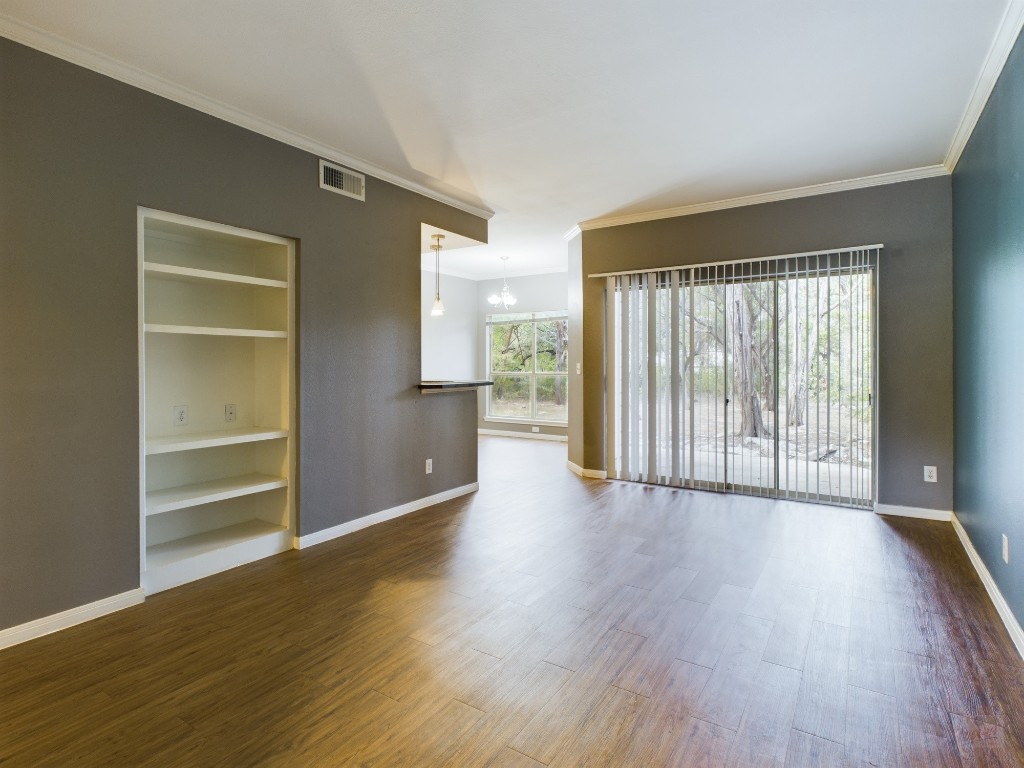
0 588 145 651
874 503 952 521
478 428 567 442
294 482 479 550
567 460 608 480
952 513 1024 660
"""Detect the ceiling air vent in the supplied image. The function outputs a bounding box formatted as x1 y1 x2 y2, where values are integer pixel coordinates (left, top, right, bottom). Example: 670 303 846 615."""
319 159 365 201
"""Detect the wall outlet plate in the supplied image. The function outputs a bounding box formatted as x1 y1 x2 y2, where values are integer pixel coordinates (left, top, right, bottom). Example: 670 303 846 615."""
1003 534 1009 564
224 403 236 422
172 405 188 426
425 458 433 475
923 465 937 483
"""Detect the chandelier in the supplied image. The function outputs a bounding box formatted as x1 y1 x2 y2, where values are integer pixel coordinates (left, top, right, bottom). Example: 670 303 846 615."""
487 256 517 309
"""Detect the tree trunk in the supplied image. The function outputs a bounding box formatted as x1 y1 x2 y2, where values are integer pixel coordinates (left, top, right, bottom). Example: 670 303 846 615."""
731 287 771 438
786 283 822 427
553 320 567 405
763 295 777 411
786 285 807 427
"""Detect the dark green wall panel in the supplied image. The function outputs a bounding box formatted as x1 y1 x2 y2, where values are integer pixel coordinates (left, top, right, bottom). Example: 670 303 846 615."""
952 28 1024 626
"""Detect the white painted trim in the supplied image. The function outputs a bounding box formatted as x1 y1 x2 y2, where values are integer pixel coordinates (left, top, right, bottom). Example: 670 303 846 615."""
874 503 952 521
577 166 948 231
952 513 1024 660
481 416 568 428
293 483 479 549
0 588 145 650
589 243 883 279
478 428 567 442
143 527 293 595
0 15 493 222
563 225 582 241
944 0 1024 171
567 461 608 479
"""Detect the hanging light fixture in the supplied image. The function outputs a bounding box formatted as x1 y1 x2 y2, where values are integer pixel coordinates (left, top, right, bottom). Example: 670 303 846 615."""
430 234 445 317
487 255 518 309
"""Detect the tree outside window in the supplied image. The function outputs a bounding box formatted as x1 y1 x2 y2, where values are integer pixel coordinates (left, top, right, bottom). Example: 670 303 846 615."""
487 312 568 423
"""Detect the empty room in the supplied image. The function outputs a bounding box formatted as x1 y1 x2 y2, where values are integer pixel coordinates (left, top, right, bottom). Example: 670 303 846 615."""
2 2 1023 766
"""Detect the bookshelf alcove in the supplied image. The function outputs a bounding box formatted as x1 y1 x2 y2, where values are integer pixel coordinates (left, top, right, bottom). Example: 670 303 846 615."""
138 209 295 593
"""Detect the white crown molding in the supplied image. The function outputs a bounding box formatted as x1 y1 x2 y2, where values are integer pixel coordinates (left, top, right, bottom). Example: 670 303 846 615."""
577 165 949 231
944 0 1024 171
0 15 494 221
952 513 1024 660
0 588 145 650
563 225 582 242
293 482 478 549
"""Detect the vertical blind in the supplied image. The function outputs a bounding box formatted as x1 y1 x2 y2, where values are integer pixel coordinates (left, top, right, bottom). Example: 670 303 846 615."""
599 245 878 509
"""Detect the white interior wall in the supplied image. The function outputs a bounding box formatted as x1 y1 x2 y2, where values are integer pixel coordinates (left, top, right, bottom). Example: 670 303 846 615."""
476 273 569 318
420 269 479 381
421 269 570 434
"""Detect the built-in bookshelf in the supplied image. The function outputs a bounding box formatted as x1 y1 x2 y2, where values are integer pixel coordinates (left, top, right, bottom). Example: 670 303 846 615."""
138 209 295 594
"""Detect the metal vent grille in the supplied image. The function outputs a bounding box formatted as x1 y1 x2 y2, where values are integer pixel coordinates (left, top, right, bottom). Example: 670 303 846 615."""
319 159 365 201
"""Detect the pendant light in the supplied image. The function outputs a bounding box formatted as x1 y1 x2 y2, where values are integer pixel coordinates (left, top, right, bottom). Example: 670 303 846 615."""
487 256 518 310
430 234 445 317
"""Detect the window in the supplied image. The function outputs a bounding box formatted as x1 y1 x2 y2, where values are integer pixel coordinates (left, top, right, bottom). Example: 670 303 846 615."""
486 311 568 423
603 246 877 509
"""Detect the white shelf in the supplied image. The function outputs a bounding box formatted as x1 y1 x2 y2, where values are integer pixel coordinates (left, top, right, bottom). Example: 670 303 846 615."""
143 520 293 594
144 262 288 289
139 208 294 596
145 323 287 338
145 427 288 455
146 473 288 515
147 519 288 568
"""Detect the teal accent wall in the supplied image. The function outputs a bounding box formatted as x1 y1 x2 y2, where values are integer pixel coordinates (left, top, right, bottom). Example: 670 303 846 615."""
952 27 1024 625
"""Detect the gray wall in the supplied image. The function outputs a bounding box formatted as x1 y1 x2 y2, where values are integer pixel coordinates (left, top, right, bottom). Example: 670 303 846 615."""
577 176 954 511
477 272 569 438
952 28 1024 625
0 39 486 631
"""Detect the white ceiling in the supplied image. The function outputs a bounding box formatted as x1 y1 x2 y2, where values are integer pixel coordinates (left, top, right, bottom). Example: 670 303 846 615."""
0 1 1019 278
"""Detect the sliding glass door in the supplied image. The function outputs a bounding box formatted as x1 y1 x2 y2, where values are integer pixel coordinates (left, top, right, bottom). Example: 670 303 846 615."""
605 247 876 508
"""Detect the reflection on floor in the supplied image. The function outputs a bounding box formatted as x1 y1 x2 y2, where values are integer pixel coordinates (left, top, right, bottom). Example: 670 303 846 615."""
1 435 1021 765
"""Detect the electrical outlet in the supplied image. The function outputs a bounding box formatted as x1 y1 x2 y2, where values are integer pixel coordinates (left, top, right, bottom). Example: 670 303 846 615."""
576 362 581 375
1003 534 1009 564
923 466 937 483
425 458 433 475
224 403 236 423
172 405 188 426
532 426 540 433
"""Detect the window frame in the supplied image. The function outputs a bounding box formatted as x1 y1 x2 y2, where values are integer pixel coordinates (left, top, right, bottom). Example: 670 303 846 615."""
485 311 569 425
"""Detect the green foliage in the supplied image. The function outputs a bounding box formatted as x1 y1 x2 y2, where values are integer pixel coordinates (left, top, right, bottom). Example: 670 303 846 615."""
490 324 532 372
488 315 569 421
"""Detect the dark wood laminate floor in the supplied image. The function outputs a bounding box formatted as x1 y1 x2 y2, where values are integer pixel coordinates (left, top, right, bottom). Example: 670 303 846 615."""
2 436 1022 766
